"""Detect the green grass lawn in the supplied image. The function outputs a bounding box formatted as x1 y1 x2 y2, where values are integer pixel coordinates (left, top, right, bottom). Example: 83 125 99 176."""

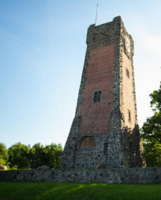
0 181 161 200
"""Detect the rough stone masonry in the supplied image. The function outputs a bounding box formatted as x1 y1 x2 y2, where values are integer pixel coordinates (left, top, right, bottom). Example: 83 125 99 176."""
59 16 146 169
1 168 161 184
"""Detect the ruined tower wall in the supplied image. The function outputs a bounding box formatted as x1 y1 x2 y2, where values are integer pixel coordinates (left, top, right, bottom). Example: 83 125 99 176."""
59 16 145 169
59 17 123 169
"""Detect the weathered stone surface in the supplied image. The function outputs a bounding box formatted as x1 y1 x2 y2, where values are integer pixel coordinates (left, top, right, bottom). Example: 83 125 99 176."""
59 16 146 169
0 165 7 170
1 168 161 184
37 165 50 170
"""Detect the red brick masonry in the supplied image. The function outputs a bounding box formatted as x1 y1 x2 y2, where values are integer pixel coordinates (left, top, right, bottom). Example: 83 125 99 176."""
80 45 114 135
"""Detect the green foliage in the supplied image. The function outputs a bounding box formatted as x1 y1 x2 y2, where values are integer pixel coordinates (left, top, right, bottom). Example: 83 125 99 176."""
141 82 161 166
30 143 62 169
30 143 44 169
8 142 30 169
10 165 18 170
0 143 8 165
142 140 161 167
150 83 161 112
7 142 63 169
43 143 63 169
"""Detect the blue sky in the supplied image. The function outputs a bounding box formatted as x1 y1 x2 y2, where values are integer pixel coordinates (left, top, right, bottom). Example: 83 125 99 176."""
0 0 161 148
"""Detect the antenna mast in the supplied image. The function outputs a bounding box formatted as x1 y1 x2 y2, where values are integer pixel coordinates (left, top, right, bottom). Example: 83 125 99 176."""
95 4 98 26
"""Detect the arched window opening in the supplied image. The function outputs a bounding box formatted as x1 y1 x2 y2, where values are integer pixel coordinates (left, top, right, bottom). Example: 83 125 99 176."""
80 136 95 149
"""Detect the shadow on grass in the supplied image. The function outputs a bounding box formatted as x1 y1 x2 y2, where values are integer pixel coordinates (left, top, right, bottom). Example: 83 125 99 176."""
1 182 161 200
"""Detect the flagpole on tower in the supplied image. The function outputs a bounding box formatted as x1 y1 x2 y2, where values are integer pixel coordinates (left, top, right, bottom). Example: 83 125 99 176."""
95 4 98 26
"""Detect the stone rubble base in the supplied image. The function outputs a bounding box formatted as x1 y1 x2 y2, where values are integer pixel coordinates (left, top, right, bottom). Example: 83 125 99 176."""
0 167 161 184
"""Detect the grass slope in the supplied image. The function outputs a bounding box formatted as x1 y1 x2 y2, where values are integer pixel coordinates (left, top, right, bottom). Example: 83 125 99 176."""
0 182 161 200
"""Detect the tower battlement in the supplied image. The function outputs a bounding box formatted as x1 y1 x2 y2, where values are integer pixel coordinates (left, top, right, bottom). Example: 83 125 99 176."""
86 16 134 55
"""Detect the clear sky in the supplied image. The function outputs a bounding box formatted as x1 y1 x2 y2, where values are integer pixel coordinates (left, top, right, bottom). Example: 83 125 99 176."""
0 0 161 148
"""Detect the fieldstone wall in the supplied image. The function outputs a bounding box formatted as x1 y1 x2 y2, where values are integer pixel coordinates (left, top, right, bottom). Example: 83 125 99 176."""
59 115 81 168
0 168 161 184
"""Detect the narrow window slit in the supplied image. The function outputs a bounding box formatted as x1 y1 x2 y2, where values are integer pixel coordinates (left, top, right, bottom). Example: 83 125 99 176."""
94 91 102 102
128 109 131 122
104 143 107 154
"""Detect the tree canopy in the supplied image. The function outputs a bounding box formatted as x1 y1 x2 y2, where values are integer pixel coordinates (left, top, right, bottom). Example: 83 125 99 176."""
0 142 62 170
141 82 161 166
0 143 8 165
30 143 62 169
8 142 30 169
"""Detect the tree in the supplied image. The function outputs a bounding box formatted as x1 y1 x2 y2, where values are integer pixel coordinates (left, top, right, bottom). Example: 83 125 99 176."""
8 142 30 169
0 143 8 165
30 143 63 169
43 143 63 168
30 143 44 169
141 82 161 166
6 142 63 169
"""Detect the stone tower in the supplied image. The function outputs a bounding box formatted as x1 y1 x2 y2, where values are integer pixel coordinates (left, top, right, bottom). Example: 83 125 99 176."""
59 16 145 169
